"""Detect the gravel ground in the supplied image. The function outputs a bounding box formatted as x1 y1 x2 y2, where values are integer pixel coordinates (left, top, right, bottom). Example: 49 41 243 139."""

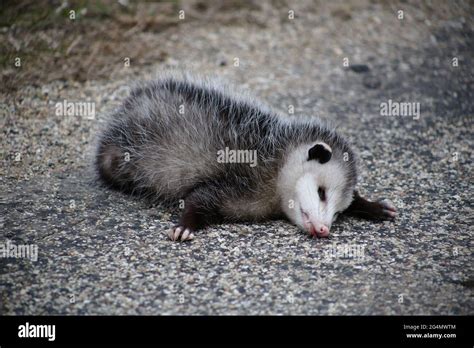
1 0 473 315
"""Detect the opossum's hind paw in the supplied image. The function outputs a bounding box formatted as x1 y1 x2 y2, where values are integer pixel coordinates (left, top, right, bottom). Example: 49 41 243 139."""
168 226 195 242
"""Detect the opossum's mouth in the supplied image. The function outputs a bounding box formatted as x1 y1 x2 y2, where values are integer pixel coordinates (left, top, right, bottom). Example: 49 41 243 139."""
300 208 329 238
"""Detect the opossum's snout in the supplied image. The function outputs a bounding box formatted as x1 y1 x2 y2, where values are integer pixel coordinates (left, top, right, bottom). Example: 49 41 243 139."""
301 209 330 238
293 173 334 238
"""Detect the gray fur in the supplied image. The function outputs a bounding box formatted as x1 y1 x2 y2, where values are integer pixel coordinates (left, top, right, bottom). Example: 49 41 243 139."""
95 72 357 223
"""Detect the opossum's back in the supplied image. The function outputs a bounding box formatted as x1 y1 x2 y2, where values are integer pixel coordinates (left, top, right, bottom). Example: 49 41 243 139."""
96 81 225 198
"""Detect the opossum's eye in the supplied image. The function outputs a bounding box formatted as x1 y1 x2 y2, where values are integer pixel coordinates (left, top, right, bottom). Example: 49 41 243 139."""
308 142 332 164
318 187 326 201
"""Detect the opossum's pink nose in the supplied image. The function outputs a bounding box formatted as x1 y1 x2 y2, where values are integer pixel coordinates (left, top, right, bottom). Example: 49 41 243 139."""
308 222 330 238
318 225 329 237
302 210 330 238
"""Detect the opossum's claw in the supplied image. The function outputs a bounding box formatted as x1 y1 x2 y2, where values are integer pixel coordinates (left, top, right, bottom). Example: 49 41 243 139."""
383 209 396 218
168 226 194 242
379 200 397 212
379 200 397 219
374 201 397 219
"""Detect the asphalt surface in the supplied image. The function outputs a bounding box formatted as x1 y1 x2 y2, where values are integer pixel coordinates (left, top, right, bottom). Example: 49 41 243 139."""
1 0 473 314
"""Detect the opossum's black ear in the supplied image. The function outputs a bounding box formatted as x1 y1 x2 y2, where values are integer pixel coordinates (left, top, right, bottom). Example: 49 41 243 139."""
308 142 332 164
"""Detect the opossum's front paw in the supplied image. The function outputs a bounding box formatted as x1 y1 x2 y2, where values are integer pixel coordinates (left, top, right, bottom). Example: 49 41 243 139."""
346 191 397 221
168 226 195 242
374 200 397 219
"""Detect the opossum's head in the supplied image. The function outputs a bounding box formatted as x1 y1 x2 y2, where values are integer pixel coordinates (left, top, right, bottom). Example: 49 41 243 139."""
278 141 357 238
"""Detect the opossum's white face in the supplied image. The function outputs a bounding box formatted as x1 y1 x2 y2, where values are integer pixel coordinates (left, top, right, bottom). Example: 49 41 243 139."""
277 142 354 238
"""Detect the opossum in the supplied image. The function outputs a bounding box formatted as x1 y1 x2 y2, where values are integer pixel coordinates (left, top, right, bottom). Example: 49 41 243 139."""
96 73 396 241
